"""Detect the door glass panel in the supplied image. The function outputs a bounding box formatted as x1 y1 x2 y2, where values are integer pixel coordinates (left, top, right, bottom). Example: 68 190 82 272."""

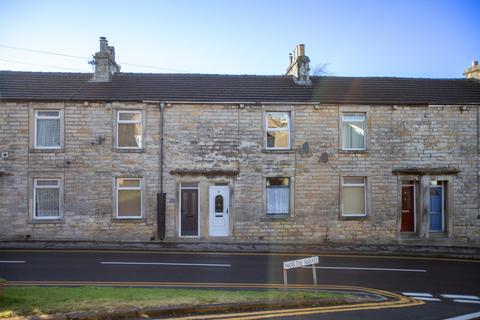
215 195 223 213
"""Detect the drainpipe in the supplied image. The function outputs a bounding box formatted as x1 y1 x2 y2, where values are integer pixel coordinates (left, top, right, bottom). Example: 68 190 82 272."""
143 100 166 240
158 101 166 240
160 102 165 194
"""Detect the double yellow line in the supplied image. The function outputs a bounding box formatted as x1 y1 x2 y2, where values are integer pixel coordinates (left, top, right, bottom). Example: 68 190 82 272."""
174 298 423 320
7 281 423 319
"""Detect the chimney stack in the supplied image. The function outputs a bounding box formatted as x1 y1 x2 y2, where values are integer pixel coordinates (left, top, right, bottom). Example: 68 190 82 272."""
463 60 480 80
91 37 120 82
286 44 311 85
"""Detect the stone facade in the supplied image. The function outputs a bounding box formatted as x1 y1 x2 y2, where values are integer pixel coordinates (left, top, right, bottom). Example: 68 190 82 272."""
0 102 160 241
1 100 479 245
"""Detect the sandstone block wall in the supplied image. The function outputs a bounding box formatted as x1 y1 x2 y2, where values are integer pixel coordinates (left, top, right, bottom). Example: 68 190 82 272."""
0 102 160 241
1 101 479 245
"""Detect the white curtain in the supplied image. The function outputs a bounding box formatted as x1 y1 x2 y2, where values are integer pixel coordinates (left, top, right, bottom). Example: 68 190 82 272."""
343 122 364 149
267 187 289 215
37 119 60 147
36 188 59 217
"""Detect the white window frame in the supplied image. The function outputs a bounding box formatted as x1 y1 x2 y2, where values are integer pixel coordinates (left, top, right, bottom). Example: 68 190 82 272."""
265 112 291 150
33 179 61 220
116 178 143 219
266 177 291 216
341 113 366 151
34 110 61 149
116 110 143 149
341 177 367 217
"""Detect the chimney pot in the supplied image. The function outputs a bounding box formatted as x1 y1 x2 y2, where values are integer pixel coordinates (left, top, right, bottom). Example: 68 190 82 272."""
99 37 108 52
298 44 305 56
473 60 478 67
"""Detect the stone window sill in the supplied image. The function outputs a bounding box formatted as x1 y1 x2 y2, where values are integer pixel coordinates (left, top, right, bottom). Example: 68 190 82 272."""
262 214 293 222
29 218 64 224
112 218 145 223
339 215 368 221
261 149 295 154
112 148 145 153
338 149 369 154
29 148 65 154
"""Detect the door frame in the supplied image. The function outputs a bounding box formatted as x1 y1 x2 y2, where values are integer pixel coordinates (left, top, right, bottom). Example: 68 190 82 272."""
401 183 416 232
429 184 445 233
208 185 230 237
178 184 200 237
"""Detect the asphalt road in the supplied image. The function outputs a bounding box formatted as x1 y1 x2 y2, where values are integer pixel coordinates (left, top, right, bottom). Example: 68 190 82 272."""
273 302 480 320
1 249 479 319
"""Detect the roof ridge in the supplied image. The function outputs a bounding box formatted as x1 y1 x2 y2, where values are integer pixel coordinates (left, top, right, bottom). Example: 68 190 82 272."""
0 70 476 81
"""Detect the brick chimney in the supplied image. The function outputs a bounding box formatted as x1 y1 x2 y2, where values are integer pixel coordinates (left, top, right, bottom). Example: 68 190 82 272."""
464 60 480 80
286 44 311 85
90 37 120 82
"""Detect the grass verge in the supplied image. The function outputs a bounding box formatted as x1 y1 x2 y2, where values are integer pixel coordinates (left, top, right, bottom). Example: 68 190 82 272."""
0 286 349 318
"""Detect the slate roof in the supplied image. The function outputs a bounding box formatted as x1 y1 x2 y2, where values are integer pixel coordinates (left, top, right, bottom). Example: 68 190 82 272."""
1 71 480 105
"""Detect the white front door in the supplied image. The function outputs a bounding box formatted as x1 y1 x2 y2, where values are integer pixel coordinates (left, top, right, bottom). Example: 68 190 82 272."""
209 186 229 236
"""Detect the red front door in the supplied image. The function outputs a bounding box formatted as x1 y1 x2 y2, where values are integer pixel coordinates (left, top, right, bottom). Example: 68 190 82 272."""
401 185 415 232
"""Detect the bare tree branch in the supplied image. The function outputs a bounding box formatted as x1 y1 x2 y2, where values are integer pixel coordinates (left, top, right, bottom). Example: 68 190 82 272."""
310 63 332 76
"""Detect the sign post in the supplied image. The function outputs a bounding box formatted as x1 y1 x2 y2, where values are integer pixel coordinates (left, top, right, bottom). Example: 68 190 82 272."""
282 256 319 290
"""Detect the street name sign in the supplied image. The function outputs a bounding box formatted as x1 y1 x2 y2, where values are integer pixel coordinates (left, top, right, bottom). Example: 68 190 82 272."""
283 256 319 270
282 256 319 290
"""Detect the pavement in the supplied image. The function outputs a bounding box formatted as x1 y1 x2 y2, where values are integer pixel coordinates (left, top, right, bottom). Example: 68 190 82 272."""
1 248 480 319
1 240 480 259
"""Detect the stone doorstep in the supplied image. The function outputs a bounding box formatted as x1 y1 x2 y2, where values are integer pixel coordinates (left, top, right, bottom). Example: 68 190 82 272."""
0 240 479 259
23 294 377 320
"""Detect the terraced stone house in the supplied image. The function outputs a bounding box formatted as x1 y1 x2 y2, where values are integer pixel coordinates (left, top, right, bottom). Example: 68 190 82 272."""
1 38 480 246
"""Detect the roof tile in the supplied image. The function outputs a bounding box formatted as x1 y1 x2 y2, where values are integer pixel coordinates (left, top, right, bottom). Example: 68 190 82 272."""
1 71 480 104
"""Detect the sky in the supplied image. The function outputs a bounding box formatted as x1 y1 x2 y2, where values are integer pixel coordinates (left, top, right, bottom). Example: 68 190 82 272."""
0 0 479 78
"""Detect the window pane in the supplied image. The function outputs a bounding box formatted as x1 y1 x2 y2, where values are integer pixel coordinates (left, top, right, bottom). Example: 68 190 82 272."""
342 114 365 122
267 113 289 129
118 178 140 188
267 131 289 148
118 190 141 217
343 186 365 215
267 187 289 214
118 123 142 147
37 111 59 117
343 122 364 149
36 118 60 147
344 177 365 185
119 112 141 121
267 177 290 186
36 180 59 186
36 188 59 217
